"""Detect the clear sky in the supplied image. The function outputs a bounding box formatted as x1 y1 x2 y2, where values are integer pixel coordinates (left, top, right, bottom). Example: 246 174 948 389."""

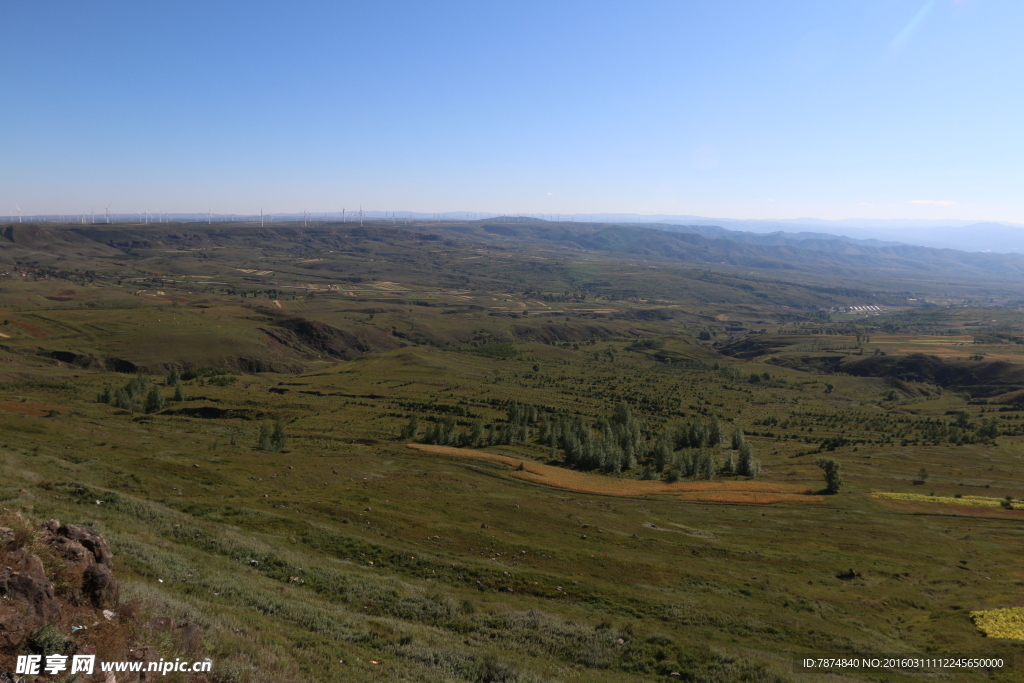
2 1 1021 223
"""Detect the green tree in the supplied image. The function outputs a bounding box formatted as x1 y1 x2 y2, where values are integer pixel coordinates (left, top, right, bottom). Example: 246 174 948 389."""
165 366 181 386
816 458 843 494
469 419 485 448
124 375 149 399
173 384 188 402
708 418 724 447
113 388 132 411
737 442 760 478
730 428 745 450
401 414 421 440
650 432 673 472
144 387 165 414
701 451 715 480
97 386 114 404
257 425 273 451
721 450 735 475
271 420 288 451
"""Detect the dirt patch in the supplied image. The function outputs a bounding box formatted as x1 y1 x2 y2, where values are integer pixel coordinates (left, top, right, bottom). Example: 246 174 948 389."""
0 402 69 416
407 444 819 503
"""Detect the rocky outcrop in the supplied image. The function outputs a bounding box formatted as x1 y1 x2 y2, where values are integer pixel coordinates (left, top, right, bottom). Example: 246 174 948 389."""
48 521 118 607
0 518 118 651
0 547 59 649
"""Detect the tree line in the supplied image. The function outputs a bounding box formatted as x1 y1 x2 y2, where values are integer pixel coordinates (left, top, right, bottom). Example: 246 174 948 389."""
405 401 764 482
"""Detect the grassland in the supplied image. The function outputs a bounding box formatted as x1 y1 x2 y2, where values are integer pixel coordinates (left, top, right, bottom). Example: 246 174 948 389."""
2 222 1024 681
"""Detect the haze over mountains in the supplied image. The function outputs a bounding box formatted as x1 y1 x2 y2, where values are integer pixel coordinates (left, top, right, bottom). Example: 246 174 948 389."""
649 217 1024 254
7 217 1024 288
14 211 1021 254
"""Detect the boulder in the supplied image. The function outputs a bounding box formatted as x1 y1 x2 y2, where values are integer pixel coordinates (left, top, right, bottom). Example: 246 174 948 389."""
179 623 202 653
84 563 118 608
55 524 114 566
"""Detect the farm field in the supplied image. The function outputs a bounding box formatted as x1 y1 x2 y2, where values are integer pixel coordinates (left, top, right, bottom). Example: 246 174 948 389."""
2 221 1024 681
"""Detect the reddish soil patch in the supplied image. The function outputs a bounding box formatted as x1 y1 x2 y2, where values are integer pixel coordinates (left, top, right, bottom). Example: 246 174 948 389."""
5 319 49 338
0 402 70 416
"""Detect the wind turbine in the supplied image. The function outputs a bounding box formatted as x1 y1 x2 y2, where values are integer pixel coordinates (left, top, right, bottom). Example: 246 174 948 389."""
207 209 212 224
16 204 22 223
341 207 346 223
303 208 307 227
105 206 110 224
359 205 363 227
260 207 264 227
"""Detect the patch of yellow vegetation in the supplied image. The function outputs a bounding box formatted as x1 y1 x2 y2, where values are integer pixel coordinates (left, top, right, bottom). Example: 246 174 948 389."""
871 492 1004 508
406 444 820 502
971 608 1024 640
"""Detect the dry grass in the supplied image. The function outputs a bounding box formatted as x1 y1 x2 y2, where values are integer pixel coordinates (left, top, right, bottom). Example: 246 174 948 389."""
406 444 820 502
871 492 1009 508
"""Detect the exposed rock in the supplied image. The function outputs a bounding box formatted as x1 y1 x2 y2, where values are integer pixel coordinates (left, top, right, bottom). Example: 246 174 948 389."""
55 523 115 567
0 548 59 649
1 518 120 651
84 564 117 608
179 622 202 654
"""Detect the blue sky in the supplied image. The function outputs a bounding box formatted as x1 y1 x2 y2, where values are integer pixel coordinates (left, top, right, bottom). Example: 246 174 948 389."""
2 1 1021 223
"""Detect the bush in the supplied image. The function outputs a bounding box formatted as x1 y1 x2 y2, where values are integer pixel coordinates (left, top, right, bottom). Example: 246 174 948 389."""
25 624 74 655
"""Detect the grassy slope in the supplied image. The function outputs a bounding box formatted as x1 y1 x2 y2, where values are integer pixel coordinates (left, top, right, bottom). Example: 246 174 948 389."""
2 225 1024 681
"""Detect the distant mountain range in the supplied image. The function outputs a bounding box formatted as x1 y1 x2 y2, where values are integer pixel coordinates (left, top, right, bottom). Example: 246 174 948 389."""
640 217 1024 254
434 220 1024 282
6 217 1024 284
10 212 1023 253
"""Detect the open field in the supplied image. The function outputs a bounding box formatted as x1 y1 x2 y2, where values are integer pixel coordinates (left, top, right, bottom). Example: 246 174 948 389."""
3 222 1024 681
